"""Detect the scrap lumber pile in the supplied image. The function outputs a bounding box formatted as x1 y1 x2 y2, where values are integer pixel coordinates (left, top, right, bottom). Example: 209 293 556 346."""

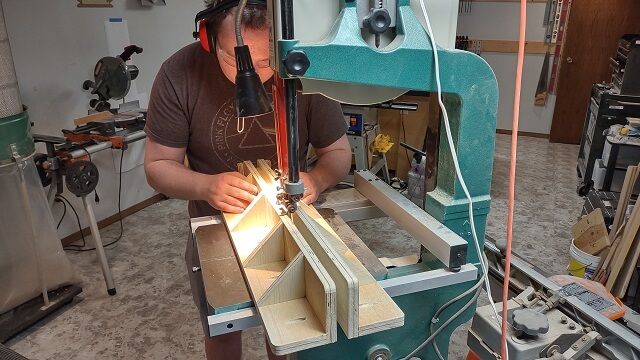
593 164 640 298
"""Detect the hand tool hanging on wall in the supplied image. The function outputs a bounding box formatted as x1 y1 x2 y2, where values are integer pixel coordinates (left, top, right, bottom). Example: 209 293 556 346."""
547 0 568 94
535 0 558 106
458 0 472 13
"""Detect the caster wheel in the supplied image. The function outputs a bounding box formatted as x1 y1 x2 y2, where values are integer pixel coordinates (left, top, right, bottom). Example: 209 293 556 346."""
577 182 590 196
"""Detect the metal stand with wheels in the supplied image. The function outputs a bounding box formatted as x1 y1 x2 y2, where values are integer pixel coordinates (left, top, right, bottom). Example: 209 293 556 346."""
65 160 117 295
43 150 117 296
34 131 146 296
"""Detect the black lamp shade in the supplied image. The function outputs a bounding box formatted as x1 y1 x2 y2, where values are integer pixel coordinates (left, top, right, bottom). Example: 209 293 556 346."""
234 45 273 118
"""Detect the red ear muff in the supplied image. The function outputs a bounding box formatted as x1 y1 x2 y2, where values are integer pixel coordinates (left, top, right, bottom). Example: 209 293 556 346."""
197 19 214 53
194 0 266 54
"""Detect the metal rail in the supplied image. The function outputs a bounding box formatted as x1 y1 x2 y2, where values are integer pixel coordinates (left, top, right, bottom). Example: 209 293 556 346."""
354 170 468 269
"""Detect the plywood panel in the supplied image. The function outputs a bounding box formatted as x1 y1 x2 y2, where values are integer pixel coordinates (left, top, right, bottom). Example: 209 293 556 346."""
250 160 403 339
297 202 404 338
245 261 289 301
222 169 336 355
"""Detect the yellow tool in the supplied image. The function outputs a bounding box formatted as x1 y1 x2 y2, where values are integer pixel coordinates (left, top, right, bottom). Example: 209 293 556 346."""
370 133 394 154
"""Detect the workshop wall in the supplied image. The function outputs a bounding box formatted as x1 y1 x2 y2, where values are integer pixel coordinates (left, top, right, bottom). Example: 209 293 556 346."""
3 0 204 239
457 2 555 135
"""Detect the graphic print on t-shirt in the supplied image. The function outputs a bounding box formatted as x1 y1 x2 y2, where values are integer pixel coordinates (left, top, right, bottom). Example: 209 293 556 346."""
209 97 277 171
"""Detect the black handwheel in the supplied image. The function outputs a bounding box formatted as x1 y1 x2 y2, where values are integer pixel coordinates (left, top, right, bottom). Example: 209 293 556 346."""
65 160 99 196
33 153 52 187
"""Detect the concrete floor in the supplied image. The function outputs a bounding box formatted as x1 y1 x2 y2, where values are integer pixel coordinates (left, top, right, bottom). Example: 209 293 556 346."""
5 134 584 359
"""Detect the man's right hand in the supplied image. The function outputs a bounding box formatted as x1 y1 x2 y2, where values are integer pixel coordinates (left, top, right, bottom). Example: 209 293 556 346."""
201 172 258 213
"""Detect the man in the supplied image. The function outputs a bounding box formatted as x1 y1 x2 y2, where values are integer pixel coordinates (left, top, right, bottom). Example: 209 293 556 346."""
143 1 351 359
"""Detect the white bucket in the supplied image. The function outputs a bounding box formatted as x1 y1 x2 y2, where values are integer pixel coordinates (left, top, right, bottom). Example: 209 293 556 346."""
568 239 601 280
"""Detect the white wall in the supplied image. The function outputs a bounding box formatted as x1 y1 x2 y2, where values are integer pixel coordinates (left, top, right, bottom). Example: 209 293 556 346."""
457 2 555 134
3 0 206 239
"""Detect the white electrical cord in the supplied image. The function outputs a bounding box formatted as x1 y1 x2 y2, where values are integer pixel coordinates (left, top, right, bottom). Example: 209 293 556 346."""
431 275 484 359
400 2 508 359
403 280 483 359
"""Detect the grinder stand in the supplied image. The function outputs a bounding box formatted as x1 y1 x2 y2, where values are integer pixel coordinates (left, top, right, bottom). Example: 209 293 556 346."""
35 127 146 296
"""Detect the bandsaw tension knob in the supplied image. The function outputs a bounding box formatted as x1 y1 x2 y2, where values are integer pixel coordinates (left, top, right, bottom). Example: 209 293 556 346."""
363 7 391 35
512 309 550 336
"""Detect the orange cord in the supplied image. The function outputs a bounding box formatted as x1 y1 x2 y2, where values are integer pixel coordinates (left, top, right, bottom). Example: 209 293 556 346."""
501 0 527 358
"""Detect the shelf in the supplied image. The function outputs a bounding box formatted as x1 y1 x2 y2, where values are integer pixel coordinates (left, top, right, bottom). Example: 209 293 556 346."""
469 40 553 55
473 0 547 2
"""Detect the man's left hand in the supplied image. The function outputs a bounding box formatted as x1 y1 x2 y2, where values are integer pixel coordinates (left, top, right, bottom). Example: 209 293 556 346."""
299 172 319 204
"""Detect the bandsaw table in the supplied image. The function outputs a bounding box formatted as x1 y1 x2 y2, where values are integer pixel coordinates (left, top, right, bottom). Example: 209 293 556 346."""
192 170 481 359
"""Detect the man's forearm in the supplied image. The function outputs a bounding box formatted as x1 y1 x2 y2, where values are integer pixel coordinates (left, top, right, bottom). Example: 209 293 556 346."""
308 148 351 192
145 160 209 201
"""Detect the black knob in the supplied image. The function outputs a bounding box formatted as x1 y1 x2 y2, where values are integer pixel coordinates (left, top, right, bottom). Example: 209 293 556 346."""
128 65 139 80
512 309 550 336
82 80 94 91
283 49 310 77
363 7 391 35
95 101 111 112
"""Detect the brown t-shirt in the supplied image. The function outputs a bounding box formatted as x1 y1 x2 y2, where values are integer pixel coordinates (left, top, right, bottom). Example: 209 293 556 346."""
145 43 347 217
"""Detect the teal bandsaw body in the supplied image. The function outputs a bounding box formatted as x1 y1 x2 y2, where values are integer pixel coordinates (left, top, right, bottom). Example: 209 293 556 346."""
276 1 498 358
0 111 34 164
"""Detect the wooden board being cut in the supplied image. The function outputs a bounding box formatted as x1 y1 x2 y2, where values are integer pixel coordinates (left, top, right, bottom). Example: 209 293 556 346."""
254 160 404 339
222 165 336 355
